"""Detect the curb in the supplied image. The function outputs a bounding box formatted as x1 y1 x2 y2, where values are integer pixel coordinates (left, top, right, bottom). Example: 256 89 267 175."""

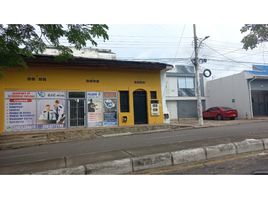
31 137 268 175
171 148 206 165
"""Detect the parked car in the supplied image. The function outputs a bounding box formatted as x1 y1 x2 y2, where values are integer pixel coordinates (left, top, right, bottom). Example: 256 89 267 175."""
203 107 238 120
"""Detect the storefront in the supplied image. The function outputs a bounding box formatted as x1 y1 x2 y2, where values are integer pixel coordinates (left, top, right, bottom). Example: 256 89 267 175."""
0 55 171 134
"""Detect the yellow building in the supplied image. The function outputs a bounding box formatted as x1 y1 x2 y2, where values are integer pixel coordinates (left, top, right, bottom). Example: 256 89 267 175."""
0 55 172 134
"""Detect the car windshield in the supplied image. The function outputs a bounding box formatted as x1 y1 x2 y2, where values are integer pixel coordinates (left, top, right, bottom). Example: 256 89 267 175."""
221 107 233 110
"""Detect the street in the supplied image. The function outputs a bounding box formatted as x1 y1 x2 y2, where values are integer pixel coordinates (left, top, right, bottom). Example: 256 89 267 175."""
1 120 268 170
135 150 268 175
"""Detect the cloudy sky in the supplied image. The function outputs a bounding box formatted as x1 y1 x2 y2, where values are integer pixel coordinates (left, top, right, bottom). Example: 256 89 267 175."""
88 24 268 80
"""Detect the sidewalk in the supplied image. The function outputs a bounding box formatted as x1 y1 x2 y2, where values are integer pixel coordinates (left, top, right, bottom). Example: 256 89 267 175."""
171 117 268 127
1 118 268 150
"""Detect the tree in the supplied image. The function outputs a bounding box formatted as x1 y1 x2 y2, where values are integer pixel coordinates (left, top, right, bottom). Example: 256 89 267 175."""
0 24 109 68
241 24 268 50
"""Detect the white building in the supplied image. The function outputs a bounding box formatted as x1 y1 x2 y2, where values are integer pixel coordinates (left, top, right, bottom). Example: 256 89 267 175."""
206 65 268 119
166 65 206 121
43 47 116 60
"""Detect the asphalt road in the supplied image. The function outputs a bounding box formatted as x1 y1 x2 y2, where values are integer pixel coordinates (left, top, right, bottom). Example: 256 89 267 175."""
137 150 268 175
1 120 268 168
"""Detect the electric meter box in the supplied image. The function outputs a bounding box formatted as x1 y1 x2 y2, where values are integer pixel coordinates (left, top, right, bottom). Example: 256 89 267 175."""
151 100 160 116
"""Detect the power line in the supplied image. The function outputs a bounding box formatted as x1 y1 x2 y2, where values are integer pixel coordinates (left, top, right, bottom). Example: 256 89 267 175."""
204 44 253 68
174 24 186 58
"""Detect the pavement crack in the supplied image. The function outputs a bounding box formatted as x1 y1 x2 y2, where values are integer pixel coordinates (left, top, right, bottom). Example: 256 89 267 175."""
122 150 135 157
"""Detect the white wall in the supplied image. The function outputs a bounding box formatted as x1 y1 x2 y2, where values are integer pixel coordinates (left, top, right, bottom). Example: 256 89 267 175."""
167 101 178 119
166 77 178 97
160 69 170 123
206 72 251 118
43 48 116 60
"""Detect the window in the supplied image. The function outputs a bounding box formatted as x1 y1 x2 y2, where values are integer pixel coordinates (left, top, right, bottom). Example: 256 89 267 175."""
120 91 129 112
150 91 157 99
178 77 194 89
178 78 186 88
210 107 219 111
185 77 194 88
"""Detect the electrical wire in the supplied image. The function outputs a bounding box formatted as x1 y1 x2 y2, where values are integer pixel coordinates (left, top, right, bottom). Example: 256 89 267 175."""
174 24 186 58
204 44 253 68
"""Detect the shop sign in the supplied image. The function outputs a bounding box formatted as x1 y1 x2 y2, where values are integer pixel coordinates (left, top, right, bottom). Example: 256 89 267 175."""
37 91 66 99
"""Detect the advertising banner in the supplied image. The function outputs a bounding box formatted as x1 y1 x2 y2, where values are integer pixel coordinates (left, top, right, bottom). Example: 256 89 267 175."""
37 92 66 129
36 91 66 99
87 92 103 127
5 91 36 99
103 92 118 126
5 91 36 131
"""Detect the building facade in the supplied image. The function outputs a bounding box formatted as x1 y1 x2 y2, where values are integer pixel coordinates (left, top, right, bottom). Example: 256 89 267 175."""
206 65 268 119
166 65 206 120
0 55 171 134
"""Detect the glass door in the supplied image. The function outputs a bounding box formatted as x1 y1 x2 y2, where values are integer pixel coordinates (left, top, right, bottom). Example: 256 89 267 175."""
69 98 85 127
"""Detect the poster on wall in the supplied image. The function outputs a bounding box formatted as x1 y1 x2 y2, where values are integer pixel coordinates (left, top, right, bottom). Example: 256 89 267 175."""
36 91 66 129
5 91 37 132
103 92 118 126
87 92 103 127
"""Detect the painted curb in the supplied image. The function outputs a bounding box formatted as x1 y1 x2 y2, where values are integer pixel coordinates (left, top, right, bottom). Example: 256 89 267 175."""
205 143 236 159
234 139 264 153
171 148 206 165
132 152 172 171
32 166 86 175
85 158 132 174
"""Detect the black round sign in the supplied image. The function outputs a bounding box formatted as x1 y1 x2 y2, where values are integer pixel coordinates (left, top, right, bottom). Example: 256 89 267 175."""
203 69 212 78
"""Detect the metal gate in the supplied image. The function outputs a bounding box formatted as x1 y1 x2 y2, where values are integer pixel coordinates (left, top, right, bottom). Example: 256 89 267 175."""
252 91 268 116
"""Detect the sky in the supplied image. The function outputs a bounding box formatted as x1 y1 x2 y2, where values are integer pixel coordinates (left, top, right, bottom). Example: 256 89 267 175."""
85 24 268 80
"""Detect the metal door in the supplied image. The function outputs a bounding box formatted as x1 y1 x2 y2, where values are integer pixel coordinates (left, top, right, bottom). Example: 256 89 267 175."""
133 90 148 124
69 99 85 127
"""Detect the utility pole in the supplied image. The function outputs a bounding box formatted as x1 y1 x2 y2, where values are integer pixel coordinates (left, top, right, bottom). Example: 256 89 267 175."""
193 24 204 126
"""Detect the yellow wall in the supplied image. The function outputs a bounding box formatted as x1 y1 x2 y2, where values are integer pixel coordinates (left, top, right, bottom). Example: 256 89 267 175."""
0 65 164 133
0 74 3 134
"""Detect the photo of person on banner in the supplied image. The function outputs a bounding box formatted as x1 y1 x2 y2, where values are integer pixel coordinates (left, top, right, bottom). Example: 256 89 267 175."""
39 104 56 121
38 99 66 125
88 99 97 112
53 100 65 124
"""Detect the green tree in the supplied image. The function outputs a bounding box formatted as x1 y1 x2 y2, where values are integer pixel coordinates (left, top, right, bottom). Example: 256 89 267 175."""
241 24 268 50
0 24 109 68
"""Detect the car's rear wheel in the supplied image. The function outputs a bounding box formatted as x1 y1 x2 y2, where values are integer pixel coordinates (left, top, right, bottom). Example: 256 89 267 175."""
216 114 223 120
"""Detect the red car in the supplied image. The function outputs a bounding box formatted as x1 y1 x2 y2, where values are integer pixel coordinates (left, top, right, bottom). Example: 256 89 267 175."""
203 107 238 120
